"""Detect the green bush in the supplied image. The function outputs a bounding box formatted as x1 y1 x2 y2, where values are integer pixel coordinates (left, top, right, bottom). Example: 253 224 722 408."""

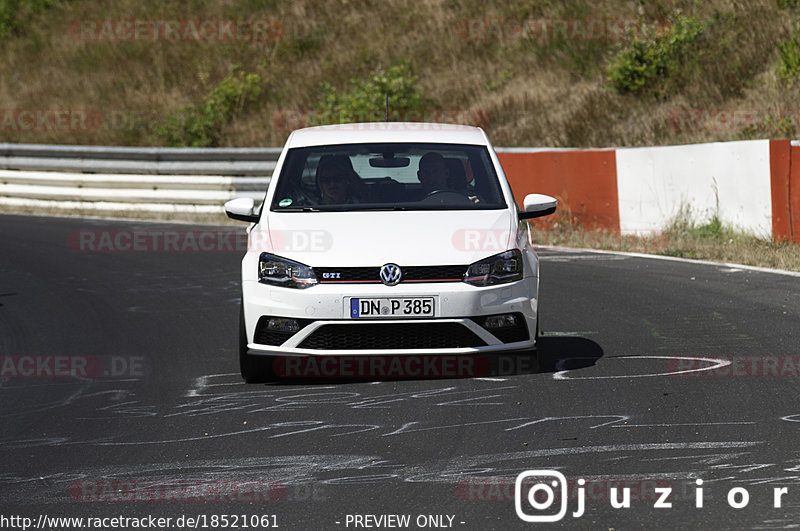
607 15 707 95
308 62 427 125
665 205 733 241
157 69 262 147
735 113 796 140
0 0 58 39
777 29 800 82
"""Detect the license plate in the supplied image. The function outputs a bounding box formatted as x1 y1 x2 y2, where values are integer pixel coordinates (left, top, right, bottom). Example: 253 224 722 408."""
350 297 434 318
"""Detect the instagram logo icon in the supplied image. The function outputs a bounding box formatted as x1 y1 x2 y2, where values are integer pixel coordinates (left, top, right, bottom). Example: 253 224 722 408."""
515 470 584 522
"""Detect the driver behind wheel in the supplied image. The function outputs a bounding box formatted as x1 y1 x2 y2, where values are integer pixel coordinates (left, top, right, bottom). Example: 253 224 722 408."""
417 152 451 195
417 152 481 203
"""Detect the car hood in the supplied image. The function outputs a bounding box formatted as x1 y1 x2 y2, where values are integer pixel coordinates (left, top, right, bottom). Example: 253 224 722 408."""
254 209 517 267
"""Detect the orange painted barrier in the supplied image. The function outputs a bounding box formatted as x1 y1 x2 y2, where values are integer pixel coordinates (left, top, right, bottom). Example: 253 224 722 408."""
769 140 793 242
497 150 619 232
498 142 797 241
791 144 800 244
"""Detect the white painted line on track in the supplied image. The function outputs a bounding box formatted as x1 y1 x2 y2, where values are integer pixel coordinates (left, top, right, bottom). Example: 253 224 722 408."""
535 245 800 278
553 355 732 380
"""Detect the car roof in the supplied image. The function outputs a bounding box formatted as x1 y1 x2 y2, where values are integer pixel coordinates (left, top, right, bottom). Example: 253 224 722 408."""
284 122 490 149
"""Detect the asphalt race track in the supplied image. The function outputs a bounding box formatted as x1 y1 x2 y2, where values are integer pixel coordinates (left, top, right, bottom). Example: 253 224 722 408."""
2 213 800 530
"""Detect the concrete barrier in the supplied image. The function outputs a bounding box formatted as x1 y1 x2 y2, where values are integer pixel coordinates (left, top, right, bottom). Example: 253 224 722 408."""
615 140 772 236
499 139 799 243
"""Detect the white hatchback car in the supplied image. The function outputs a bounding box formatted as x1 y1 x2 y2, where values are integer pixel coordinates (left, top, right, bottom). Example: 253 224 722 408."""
225 123 556 381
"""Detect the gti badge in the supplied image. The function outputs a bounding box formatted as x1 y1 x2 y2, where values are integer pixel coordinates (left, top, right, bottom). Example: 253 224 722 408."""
379 263 402 286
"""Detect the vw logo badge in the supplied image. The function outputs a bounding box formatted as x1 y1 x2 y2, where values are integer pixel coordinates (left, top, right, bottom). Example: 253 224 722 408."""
379 263 402 286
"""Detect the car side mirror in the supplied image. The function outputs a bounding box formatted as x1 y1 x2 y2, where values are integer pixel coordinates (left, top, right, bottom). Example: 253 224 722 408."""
519 193 557 220
224 197 260 223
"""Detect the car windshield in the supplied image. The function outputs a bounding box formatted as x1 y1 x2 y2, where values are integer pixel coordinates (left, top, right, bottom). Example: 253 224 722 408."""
270 143 507 212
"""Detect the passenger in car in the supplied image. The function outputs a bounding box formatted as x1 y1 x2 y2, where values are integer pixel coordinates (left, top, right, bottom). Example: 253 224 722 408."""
316 155 364 204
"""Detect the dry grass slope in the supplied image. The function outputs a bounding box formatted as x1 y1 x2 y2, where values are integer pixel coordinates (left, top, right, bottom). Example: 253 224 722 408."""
1 0 799 147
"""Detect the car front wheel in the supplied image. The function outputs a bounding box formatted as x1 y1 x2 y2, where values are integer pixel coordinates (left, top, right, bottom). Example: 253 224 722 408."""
239 300 273 383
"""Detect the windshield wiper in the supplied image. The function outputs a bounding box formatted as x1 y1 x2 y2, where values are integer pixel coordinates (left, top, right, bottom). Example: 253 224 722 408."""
349 206 412 211
275 206 322 212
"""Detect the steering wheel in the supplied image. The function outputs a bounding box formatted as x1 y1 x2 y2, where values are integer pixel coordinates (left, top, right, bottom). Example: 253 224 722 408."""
420 190 473 205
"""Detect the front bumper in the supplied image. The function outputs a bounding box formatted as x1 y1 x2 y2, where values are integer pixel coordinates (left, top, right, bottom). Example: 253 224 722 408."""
242 277 539 356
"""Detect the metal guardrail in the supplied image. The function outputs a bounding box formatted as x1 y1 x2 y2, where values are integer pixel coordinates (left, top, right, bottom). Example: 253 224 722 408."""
0 143 278 219
0 143 281 175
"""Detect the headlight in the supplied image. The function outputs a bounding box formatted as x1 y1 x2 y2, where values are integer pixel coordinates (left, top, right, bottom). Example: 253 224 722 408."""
258 253 317 289
463 249 524 287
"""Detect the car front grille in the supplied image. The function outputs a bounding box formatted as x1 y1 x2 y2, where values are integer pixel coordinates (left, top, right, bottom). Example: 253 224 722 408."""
296 322 486 350
314 265 467 284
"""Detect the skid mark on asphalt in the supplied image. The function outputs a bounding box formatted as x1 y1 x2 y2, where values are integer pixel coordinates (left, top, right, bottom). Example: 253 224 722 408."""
0 373 766 450
36 414 760 447
0 442 777 505
644 312 760 352
170 386 521 417
612 422 755 428
0 381 139 417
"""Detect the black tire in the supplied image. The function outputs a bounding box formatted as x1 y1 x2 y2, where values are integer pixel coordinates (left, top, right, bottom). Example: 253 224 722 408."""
531 319 541 371
239 301 273 383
